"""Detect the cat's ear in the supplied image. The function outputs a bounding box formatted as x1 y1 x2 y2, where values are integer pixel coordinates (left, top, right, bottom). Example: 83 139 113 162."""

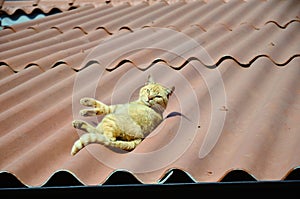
146 75 155 85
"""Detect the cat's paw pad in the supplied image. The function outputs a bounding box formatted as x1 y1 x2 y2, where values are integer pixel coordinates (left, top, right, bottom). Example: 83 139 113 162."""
80 97 96 107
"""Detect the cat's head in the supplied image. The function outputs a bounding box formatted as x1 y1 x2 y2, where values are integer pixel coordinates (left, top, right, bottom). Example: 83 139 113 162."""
139 75 174 110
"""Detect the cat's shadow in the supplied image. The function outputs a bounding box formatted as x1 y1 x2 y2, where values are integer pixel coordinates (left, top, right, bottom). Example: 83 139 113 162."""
164 111 193 123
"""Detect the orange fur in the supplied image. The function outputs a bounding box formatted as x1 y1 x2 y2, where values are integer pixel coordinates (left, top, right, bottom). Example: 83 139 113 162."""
71 75 174 155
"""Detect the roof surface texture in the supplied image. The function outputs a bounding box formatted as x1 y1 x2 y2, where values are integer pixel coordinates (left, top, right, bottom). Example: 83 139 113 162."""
0 0 300 187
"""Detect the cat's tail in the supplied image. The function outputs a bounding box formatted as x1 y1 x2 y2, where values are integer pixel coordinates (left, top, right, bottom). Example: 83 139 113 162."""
71 135 143 155
71 133 110 156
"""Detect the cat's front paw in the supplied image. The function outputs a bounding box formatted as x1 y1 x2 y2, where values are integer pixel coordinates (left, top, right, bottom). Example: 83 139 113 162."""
80 97 97 107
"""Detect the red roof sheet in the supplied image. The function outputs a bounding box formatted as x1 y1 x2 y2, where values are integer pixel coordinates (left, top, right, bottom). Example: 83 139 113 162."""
0 0 300 187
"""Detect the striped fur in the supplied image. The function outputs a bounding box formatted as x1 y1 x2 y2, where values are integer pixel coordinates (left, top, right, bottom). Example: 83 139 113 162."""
71 75 174 155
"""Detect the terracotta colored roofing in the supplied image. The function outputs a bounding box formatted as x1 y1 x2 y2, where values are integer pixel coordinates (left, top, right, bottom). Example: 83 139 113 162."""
0 0 300 187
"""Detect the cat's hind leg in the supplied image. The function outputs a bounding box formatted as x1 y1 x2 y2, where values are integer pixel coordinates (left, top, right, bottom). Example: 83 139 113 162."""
94 115 144 151
72 120 98 134
71 120 110 155
98 114 145 142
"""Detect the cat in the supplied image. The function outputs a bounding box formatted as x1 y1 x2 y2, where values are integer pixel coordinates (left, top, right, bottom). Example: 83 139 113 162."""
71 75 175 156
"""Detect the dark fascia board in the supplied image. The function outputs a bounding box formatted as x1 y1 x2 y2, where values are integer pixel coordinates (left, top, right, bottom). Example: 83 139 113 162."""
1 180 300 197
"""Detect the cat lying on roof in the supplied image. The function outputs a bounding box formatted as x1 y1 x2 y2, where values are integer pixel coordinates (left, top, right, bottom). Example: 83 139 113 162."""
71 75 175 155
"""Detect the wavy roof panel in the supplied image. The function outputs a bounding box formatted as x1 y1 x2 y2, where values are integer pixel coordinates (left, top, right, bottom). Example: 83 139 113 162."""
0 0 299 187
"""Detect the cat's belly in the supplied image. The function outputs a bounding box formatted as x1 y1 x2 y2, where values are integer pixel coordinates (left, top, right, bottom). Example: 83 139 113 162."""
115 104 163 134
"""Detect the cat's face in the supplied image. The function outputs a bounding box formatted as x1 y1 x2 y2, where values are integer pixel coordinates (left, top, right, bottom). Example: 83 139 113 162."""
139 76 174 109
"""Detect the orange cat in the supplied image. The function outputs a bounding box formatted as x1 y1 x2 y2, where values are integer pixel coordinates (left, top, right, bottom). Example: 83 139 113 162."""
71 75 174 155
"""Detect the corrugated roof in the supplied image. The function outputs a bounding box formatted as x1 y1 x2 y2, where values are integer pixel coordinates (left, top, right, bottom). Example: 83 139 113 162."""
0 0 300 187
